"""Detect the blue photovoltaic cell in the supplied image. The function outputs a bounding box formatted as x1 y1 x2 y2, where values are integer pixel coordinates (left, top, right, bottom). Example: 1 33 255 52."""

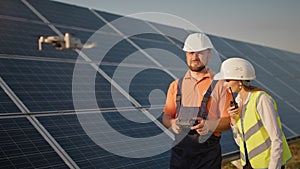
1 1 300 168
0 0 41 21
27 0 106 30
0 57 162 112
252 45 300 76
102 111 163 138
220 131 239 155
278 50 300 74
0 18 78 59
246 44 300 88
130 33 184 55
37 114 171 169
131 33 176 44
129 68 173 107
274 100 300 137
0 58 104 112
95 10 123 23
99 65 173 107
208 35 242 57
148 21 189 47
222 38 257 57
0 58 76 112
0 117 68 169
100 38 136 64
0 87 21 114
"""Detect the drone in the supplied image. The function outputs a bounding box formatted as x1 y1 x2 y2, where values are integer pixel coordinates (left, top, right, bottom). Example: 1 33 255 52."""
38 32 96 51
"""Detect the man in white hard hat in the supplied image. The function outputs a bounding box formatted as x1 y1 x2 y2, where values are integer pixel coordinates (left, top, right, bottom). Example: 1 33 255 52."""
163 32 231 169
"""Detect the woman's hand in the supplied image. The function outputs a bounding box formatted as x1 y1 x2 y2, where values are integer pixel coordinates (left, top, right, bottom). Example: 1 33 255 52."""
228 106 240 125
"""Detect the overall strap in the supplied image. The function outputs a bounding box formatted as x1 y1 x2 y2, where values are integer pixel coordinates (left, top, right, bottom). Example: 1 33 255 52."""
176 77 184 115
176 78 217 119
199 80 217 119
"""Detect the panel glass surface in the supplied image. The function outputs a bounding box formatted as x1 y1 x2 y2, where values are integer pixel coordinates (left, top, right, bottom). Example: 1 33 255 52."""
208 35 242 57
95 10 123 23
246 44 300 88
220 130 239 154
1 0 300 168
0 87 21 114
148 21 189 47
98 65 173 108
0 0 40 21
27 0 105 30
0 19 78 59
0 117 68 169
37 113 171 169
0 58 96 112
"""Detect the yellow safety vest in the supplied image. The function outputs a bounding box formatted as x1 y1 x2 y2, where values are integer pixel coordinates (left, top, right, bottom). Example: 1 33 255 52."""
236 91 292 168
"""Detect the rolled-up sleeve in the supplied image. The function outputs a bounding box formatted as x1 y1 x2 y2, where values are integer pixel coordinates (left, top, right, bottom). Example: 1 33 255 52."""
163 81 178 118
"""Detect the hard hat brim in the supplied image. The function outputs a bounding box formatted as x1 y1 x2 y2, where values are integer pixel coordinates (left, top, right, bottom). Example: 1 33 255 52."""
182 47 211 52
213 72 224 80
214 72 256 80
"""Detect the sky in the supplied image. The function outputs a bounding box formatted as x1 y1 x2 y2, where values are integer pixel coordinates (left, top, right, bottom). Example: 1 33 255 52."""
54 0 300 54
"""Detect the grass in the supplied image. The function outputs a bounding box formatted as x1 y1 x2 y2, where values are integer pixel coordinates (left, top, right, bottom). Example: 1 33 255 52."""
286 140 300 169
221 139 300 169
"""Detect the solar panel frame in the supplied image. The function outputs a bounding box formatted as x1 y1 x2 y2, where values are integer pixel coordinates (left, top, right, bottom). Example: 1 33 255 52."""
0 0 299 168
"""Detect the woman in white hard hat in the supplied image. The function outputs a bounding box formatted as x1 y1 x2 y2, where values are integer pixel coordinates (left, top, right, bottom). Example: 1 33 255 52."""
214 58 291 169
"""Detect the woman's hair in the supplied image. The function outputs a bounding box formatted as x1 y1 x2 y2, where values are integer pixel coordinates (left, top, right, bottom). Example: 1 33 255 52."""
241 80 262 92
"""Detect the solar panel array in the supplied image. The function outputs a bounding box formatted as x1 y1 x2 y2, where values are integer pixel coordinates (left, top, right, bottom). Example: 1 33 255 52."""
1 0 299 168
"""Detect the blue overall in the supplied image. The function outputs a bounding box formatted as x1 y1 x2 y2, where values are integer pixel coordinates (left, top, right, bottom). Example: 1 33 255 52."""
170 79 221 169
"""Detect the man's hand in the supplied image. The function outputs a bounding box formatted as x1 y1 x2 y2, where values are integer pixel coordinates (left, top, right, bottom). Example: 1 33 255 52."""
190 117 209 135
170 118 181 134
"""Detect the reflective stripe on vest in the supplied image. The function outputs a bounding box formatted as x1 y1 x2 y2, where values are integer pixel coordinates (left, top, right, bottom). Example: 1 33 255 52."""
237 91 292 168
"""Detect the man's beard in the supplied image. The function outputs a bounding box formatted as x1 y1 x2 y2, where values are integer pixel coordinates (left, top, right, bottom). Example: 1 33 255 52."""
188 65 206 72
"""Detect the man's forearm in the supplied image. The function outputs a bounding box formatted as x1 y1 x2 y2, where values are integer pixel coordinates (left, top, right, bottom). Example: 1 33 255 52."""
162 113 174 128
215 117 231 132
205 117 231 132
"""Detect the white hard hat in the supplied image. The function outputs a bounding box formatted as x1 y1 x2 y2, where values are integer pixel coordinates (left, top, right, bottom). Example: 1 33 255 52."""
214 58 256 80
183 32 214 52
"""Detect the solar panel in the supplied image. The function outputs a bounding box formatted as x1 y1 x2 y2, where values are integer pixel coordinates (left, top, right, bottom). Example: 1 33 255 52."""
94 10 122 23
0 18 78 59
0 58 78 112
1 0 299 168
210 36 300 140
37 113 171 169
208 35 242 57
27 0 106 30
0 86 21 114
0 0 41 21
0 117 68 169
